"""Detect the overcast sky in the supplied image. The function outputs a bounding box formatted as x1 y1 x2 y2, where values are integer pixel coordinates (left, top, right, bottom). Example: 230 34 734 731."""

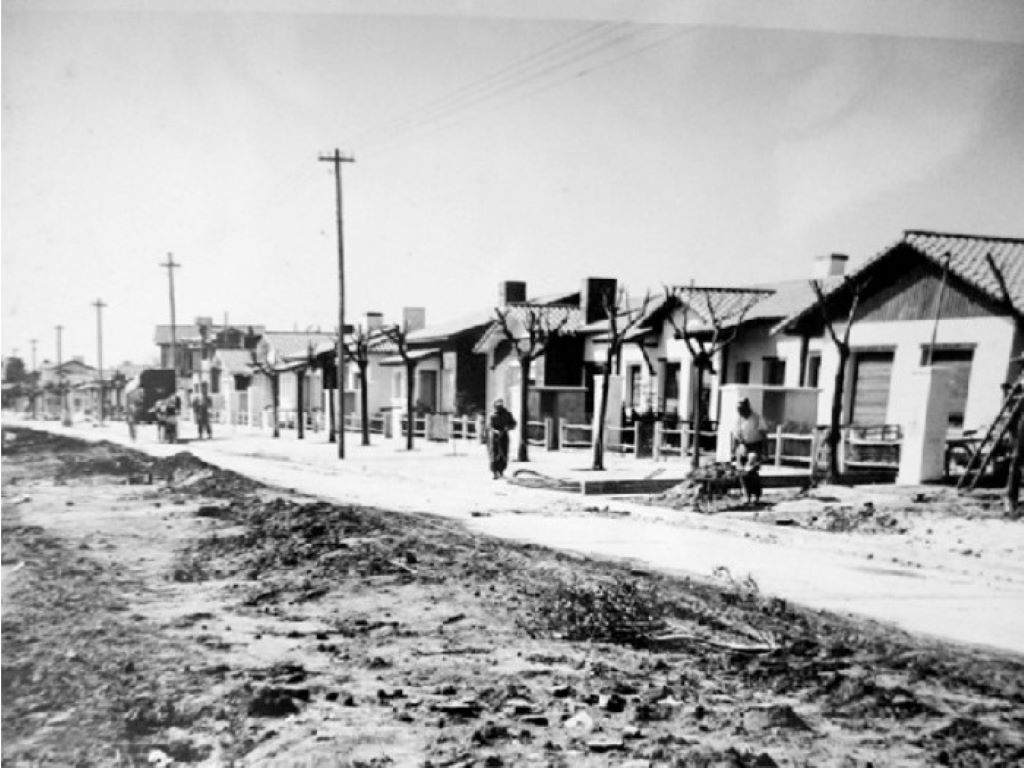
3 0 1023 367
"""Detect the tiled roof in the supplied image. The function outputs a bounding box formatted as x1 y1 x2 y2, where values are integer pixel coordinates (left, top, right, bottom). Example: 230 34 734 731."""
406 309 494 344
744 277 845 322
669 286 774 332
902 230 1024 312
262 332 336 361
473 303 585 353
772 230 1024 333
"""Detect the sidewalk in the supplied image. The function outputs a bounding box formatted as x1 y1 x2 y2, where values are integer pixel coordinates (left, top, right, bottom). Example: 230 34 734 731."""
6 413 1024 655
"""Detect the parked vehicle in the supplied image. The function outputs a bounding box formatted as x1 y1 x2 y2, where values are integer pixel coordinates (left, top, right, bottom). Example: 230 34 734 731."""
125 369 176 424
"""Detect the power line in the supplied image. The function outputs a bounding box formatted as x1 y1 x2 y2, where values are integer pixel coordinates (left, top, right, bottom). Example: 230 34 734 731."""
350 22 627 149
361 23 686 158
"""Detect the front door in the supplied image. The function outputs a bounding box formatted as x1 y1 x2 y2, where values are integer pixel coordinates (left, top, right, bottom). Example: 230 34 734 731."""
417 370 438 412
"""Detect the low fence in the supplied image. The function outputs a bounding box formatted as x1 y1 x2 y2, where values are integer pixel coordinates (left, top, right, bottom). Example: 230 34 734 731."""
525 419 549 448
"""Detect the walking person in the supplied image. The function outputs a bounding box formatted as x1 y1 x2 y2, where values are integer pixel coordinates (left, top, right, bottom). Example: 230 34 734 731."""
488 398 517 479
125 389 139 441
192 382 213 439
732 398 766 505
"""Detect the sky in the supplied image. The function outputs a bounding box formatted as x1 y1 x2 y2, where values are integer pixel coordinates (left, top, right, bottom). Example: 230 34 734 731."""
3 0 1023 368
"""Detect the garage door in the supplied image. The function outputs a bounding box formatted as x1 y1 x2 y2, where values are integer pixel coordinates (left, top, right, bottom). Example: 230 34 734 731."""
850 351 894 426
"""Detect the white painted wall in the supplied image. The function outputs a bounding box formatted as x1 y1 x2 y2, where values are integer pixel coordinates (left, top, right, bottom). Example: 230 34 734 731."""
816 315 1016 431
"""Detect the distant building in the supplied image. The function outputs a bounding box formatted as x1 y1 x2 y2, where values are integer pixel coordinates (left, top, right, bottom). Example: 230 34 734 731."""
153 318 264 389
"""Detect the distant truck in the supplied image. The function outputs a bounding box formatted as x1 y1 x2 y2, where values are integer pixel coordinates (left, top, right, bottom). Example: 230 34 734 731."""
126 368 176 423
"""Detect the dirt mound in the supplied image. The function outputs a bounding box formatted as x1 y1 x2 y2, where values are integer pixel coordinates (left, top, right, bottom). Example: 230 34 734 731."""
2 427 86 456
922 717 1024 767
150 451 263 497
825 676 937 720
175 496 447 584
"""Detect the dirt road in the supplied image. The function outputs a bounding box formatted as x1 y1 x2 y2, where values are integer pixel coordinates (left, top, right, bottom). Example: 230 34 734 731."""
4 427 1024 766
14 417 1024 654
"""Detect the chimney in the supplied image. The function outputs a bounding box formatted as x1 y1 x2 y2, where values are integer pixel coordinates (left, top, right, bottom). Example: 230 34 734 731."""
814 253 849 279
402 307 426 332
365 312 383 332
498 280 527 306
581 277 618 324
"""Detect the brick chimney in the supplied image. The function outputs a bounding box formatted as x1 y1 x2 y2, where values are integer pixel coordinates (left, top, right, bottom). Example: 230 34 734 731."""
498 280 527 306
402 307 426 332
814 253 849 279
580 277 618 324
364 311 383 332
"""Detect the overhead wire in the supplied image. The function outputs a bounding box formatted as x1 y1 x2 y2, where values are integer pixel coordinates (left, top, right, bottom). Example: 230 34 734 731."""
348 21 628 150
359 23 690 158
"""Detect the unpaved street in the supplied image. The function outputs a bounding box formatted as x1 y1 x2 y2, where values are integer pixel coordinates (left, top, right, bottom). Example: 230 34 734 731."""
16 417 1024 654
3 427 1024 766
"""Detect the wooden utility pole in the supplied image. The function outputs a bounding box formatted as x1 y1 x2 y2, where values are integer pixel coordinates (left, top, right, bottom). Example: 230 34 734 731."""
92 298 107 424
318 149 355 459
160 253 180 388
30 338 38 420
56 324 70 426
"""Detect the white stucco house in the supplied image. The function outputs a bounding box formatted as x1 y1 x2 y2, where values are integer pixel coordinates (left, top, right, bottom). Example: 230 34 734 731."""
774 230 1024 436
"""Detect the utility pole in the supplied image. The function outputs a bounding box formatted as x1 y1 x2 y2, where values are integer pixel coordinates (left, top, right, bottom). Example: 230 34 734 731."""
160 253 180 392
30 338 38 420
92 298 107 424
318 149 355 459
56 324 70 426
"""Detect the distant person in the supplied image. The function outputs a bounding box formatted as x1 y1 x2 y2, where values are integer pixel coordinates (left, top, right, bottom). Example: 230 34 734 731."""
733 398 766 505
488 398 517 479
192 382 213 439
125 390 140 441
160 394 180 443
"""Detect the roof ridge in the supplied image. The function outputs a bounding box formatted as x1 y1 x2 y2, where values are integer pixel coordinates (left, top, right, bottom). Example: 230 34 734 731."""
904 229 1024 245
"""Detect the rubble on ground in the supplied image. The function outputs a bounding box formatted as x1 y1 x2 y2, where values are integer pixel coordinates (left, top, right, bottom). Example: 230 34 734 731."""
4 427 1024 767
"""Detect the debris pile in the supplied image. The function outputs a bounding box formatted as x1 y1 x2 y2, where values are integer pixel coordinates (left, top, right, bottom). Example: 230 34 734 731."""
521 574 669 646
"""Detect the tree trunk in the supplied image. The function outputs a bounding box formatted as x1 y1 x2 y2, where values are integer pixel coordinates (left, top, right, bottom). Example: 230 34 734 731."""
406 362 416 451
691 364 704 471
592 358 613 471
517 357 531 462
826 345 850 483
271 375 280 439
296 370 305 440
359 360 370 446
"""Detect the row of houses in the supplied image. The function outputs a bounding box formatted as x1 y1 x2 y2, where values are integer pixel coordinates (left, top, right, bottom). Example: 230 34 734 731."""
153 229 1022 476
7 356 145 420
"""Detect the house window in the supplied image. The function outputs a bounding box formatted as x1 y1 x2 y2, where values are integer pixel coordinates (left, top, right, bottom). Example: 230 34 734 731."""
210 367 221 394
734 361 751 385
762 357 786 386
628 365 642 409
920 345 974 429
392 370 403 399
662 362 680 413
805 353 821 388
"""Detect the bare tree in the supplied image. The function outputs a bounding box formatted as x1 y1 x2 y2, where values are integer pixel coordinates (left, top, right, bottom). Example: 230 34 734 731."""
809 276 869 483
666 284 768 470
343 325 374 447
492 303 578 462
592 289 652 471
250 349 280 439
381 322 420 451
985 253 1024 515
